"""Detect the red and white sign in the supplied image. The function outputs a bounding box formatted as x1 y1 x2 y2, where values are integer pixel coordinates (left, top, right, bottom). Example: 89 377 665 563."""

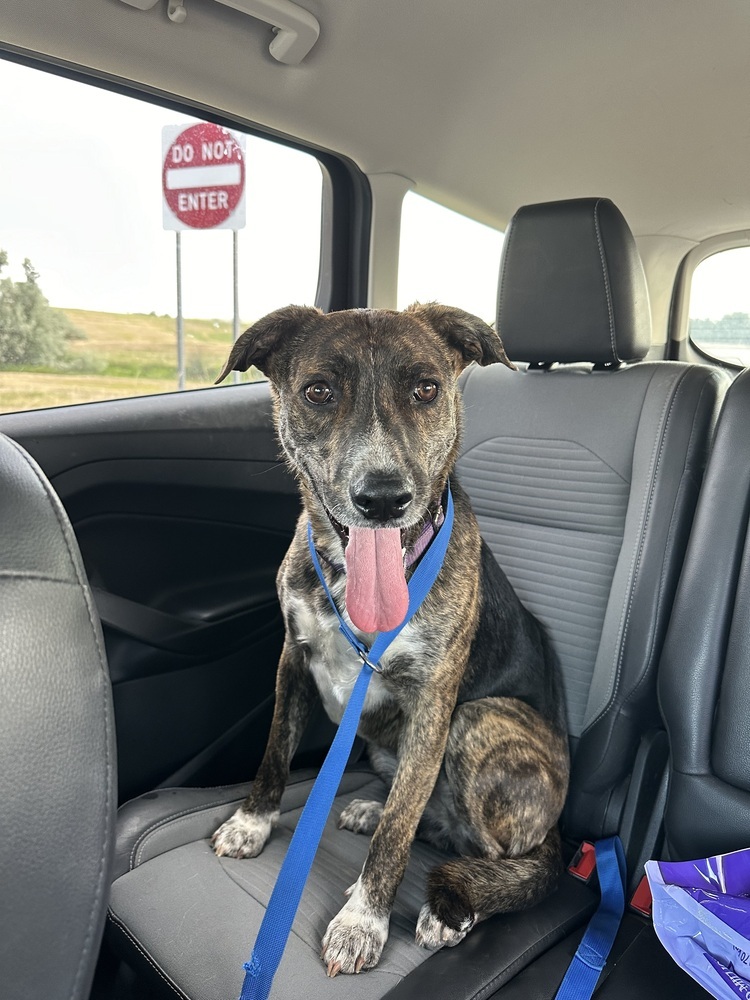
162 123 246 231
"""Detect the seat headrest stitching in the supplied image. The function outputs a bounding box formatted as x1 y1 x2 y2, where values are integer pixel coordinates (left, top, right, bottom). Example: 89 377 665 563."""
592 198 618 363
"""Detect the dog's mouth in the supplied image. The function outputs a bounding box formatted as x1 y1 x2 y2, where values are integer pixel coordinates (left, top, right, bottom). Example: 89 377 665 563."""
321 494 446 635
324 508 408 548
321 508 408 633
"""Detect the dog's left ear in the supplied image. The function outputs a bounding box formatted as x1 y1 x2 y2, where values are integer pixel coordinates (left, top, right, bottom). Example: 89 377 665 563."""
215 305 322 383
406 303 517 372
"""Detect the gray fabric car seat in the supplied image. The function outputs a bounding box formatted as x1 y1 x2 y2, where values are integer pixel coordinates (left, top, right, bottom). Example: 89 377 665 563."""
492 363 750 1000
0 432 116 1000
106 198 727 1000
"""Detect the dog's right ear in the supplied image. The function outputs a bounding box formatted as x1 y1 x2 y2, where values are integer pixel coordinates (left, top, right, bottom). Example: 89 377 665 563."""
406 302 517 372
215 305 322 383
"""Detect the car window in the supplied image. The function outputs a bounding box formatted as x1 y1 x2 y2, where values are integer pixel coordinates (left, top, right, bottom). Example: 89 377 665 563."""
0 58 323 414
397 192 504 323
688 247 750 366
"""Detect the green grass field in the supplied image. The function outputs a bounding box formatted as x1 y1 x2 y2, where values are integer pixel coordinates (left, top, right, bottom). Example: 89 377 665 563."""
0 309 263 413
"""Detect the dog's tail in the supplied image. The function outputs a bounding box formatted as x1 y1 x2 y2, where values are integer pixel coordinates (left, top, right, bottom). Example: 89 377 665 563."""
425 825 563 931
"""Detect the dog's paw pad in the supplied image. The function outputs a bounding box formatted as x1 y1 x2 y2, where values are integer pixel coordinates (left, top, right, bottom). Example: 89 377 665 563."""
415 903 474 950
320 885 389 975
210 809 277 859
338 799 384 836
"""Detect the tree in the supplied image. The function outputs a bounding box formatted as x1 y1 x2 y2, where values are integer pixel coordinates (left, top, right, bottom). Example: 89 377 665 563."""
690 312 750 345
0 250 82 368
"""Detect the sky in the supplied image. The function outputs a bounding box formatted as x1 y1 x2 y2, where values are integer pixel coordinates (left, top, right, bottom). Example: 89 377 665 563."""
0 56 746 325
0 59 322 321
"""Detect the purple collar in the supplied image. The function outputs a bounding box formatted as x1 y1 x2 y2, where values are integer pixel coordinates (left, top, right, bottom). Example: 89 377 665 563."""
405 506 445 567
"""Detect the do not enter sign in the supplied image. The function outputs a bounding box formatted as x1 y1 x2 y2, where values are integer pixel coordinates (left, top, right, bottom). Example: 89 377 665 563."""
162 123 246 231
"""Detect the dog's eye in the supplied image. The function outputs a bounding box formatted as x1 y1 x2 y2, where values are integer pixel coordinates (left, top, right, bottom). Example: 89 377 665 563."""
413 380 439 403
304 382 334 405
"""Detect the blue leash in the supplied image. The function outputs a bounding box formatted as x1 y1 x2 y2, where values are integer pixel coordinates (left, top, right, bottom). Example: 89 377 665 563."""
554 837 626 1000
238 486 455 1000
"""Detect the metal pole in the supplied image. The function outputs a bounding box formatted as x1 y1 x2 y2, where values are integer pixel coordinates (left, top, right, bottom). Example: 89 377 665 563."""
176 231 185 391
232 229 240 384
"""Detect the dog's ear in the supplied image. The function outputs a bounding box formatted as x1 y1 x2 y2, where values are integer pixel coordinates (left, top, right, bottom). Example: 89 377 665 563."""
215 305 322 383
406 302 517 372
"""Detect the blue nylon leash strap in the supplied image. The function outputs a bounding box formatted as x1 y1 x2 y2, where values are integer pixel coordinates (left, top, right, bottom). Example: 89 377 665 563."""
238 485 454 1000
553 837 626 1000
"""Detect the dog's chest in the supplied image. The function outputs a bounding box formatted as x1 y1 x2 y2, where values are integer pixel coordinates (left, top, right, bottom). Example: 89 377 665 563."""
288 589 423 725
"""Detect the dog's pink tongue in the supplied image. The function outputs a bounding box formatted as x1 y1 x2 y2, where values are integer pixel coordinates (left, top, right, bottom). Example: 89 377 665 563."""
345 527 408 633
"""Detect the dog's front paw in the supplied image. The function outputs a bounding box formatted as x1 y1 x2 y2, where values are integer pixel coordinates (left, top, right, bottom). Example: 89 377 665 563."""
338 799 384 836
321 881 389 976
210 808 278 858
415 902 474 950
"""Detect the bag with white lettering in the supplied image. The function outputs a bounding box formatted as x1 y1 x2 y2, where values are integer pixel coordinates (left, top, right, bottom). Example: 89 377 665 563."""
646 848 750 1000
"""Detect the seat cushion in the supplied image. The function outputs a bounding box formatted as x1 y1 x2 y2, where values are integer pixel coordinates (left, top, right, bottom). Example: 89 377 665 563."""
108 770 599 1000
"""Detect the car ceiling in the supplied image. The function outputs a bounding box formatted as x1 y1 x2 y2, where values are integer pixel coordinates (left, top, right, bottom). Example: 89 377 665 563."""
1 0 749 245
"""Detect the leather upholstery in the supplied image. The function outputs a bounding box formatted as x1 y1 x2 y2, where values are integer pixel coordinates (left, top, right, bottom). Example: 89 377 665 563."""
658 366 750 860
458 355 726 841
483 348 750 1000
0 432 116 1000
497 198 652 364
110 773 599 1000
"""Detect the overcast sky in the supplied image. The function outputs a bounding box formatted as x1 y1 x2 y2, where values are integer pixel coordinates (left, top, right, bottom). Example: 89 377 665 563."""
0 57 746 324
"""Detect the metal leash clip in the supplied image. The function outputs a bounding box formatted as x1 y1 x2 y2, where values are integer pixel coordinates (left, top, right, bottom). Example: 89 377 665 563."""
356 646 383 674
339 626 382 673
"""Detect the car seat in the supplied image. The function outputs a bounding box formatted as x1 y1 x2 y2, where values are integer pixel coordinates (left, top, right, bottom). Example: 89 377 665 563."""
0 432 116 1000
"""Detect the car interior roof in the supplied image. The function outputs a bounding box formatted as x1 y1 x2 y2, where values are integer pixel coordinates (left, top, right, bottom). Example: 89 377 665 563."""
2 0 749 247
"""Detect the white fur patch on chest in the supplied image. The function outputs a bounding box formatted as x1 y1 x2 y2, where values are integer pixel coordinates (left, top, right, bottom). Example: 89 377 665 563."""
288 586 421 724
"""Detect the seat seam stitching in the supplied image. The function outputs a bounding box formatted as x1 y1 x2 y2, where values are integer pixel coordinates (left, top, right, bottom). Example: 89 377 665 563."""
592 198 618 362
623 370 716 711
583 368 690 745
107 910 190 999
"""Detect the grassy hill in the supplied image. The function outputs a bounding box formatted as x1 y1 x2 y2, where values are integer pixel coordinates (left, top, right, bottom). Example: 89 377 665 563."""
0 308 262 413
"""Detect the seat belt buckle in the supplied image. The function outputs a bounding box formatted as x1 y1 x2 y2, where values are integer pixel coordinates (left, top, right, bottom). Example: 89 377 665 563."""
568 841 597 882
629 874 652 917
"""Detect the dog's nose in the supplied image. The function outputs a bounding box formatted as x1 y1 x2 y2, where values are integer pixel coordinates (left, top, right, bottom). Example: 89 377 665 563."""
351 475 413 522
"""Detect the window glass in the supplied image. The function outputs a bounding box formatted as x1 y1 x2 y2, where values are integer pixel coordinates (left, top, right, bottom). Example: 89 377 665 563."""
688 247 750 366
0 59 322 414
397 192 504 323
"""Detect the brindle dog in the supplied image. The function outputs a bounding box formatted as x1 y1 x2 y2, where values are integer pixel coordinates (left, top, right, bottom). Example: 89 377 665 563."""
211 303 569 977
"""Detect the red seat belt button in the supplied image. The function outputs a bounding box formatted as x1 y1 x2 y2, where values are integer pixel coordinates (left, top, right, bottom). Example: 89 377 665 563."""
568 841 597 882
630 874 653 917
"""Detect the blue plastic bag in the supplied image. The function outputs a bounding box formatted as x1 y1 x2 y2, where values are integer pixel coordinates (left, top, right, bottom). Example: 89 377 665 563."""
646 849 750 999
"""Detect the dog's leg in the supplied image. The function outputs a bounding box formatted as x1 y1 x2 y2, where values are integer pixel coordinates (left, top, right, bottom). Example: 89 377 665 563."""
321 696 454 976
416 827 562 948
211 639 317 858
337 744 395 836
415 697 568 948
338 799 384 836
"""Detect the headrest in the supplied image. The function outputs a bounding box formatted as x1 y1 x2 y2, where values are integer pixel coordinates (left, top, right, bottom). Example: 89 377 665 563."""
497 198 651 365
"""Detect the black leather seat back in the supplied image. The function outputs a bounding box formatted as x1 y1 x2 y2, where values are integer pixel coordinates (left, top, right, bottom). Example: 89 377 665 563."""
0 432 116 1000
658 367 750 860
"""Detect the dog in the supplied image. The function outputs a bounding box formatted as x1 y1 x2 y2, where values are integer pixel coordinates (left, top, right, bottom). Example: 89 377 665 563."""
211 303 570 977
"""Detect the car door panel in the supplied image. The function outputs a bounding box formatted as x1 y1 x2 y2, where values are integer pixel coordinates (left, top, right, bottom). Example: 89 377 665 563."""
0 382 337 802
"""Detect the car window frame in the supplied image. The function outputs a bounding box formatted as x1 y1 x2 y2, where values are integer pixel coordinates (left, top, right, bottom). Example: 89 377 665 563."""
670 230 750 371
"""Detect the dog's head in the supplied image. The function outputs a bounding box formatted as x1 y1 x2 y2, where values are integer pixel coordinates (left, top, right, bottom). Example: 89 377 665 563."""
216 303 514 630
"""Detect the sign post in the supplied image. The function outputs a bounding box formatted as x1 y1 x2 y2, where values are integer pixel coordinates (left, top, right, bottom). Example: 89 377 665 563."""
162 123 247 389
